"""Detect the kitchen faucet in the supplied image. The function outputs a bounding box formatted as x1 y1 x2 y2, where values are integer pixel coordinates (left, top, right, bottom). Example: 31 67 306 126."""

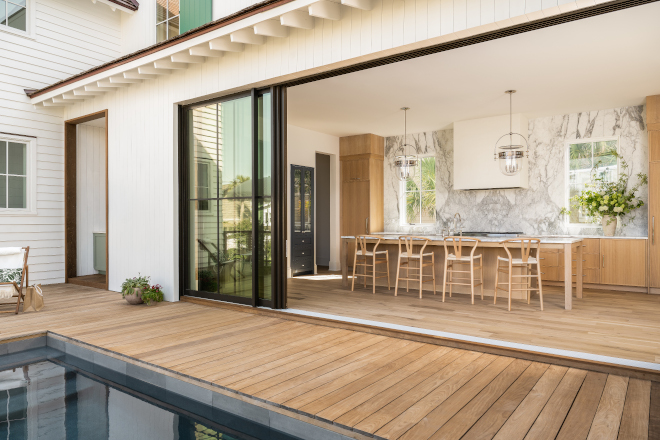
453 213 462 236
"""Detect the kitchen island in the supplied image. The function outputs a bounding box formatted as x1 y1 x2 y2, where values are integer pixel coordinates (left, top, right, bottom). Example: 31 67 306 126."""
340 235 584 310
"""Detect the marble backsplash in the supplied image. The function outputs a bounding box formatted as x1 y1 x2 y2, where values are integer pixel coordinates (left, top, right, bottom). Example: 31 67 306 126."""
384 105 648 237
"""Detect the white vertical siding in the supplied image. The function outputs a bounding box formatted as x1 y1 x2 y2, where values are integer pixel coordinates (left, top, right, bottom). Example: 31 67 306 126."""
76 123 106 276
0 0 121 284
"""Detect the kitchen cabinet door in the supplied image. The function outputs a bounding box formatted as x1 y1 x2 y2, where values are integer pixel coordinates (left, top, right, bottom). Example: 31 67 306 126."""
650 162 660 287
600 239 647 287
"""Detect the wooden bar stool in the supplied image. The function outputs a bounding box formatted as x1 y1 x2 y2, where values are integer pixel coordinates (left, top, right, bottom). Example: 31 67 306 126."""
494 238 544 311
441 237 483 304
395 236 436 298
351 236 390 293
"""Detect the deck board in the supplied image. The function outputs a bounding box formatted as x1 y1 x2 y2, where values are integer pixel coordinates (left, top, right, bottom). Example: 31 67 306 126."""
0 283 654 440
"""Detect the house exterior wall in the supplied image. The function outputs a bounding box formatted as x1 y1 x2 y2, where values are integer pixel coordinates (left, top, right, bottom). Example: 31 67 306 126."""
0 0 121 284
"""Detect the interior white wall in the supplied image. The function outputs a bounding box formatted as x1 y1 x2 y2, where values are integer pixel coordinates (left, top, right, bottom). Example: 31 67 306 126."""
76 123 106 276
287 125 340 276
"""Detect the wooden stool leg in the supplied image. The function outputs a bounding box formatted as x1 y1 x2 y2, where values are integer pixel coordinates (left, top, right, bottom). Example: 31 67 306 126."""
480 260 484 300
419 256 424 299
527 265 532 304
449 263 453 297
372 255 377 294
470 259 475 305
395 254 401 297
537 260 544 311
364 257 367 288
442 258 448 302
351 253 358 291
494 260 499 305
508 262 513 312
406 258 410 292
432 253 436 295
386 251 391 290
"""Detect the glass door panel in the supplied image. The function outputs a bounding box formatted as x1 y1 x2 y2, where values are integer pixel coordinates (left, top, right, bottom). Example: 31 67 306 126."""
188 200 218 293
257 93 272 300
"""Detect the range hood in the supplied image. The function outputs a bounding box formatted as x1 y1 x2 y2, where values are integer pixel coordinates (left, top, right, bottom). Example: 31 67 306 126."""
453 114 529 190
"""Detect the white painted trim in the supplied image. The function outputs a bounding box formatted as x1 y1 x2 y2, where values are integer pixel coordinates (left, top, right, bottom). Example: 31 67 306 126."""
564 135 620 227
279 307 660 371
0 0 36 40
92 0 135 14
0 133 38 216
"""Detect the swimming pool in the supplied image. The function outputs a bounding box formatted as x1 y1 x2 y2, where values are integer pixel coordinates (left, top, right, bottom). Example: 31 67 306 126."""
0 344 312 440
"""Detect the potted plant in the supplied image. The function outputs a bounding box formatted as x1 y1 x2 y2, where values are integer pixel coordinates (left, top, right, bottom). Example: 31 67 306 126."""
121 275 150 305
561 152 647 236
142 284 164 305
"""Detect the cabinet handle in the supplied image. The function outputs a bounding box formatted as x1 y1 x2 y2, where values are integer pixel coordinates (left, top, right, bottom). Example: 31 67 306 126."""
602 255 605 268
653 216 655 245
365 217 370 233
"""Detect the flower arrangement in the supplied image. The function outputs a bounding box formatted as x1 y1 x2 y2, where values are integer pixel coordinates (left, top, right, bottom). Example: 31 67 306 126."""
561 152 647 227
141 284 164 305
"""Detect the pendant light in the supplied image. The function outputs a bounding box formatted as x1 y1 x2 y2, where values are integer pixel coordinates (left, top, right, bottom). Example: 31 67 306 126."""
494 90 529 176
394 107 419 181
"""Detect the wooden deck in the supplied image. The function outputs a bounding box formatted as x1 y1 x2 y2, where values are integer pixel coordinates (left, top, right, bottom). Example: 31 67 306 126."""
0 283 657 439
288 271 660 365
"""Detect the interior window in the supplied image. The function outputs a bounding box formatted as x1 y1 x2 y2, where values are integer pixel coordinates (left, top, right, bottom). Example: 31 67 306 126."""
402 157 436 224
1 0 27 32
156 0 180 43
0 141 28 209
568 138 618 224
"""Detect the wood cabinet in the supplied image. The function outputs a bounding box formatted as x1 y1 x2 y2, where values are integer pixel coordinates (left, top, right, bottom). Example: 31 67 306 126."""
600 239 647 287
340 134 384 264
648 96 660 289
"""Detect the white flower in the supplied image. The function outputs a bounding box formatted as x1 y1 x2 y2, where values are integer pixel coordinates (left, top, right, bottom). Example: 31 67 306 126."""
613 206 623 213
599 206 608 211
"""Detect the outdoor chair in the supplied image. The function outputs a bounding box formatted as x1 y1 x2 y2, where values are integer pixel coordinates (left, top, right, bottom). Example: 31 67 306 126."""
0 247 29 314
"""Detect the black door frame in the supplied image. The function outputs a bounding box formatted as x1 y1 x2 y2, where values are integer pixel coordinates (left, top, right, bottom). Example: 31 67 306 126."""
178 86 287 308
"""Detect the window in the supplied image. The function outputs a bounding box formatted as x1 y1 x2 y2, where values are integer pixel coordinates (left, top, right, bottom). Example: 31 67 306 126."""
0 141 27 209
1 0 27 32
401 157 436 224
567 138 618 224
156 0 179 43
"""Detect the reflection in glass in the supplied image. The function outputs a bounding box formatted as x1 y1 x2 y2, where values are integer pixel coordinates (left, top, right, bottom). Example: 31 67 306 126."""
293 170 301 233
8 176 25 209
257 93 272 300
188 200 218 293
403 157 435 224
219 199 252 298
6 2 25 31
220 98 252 198
168 15 179 39
304 170 312 232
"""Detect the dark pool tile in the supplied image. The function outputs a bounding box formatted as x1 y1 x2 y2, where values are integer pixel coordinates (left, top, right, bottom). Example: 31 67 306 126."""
166 391 213 420
64 342 94 362
126 376 167 401
213 392 270 427
59 353 95 373
93 352 126 374
165 375 212 405
6 336 46 354
126 363 166 388
93 364 127 386
211 406 271 440
46 335 66 352
269 411 344 440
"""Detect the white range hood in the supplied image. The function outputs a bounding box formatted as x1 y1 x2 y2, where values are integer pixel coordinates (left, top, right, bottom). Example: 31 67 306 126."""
453 114 529 190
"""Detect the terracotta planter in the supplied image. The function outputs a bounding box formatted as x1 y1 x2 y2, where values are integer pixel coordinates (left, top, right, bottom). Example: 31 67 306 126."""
124 287 144 305
601 215 617 237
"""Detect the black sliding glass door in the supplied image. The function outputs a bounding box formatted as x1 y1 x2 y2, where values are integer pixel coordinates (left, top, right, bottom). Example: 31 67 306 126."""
181 89 276 307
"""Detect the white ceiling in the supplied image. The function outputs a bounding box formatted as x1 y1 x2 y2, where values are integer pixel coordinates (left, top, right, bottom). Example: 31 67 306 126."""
79 117 106 128
288 2 660 138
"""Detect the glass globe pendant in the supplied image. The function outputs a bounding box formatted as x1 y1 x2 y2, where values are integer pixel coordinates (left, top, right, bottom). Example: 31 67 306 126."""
494 90 528 176
395 107 419 181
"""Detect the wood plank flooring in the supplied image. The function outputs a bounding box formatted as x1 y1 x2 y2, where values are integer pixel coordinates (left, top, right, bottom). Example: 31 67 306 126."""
287 271 660 364
0 283 655 440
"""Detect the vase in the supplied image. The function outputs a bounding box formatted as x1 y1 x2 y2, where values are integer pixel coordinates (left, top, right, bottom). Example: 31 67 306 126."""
124 287 144 305
601 215 617 237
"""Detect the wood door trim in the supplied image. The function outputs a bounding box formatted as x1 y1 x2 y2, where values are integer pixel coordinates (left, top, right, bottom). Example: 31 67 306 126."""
64 110 109 290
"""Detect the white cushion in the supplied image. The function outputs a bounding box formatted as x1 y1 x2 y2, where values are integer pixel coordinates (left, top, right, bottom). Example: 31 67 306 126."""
0 285 17 299
498 256 538 264
401 252 433 258
0 248 24 270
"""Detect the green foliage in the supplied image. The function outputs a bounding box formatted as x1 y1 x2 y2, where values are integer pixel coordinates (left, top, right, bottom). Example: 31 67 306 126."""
142 284 164 305
405 158 436 224
561 151 647 226
121 274 150 298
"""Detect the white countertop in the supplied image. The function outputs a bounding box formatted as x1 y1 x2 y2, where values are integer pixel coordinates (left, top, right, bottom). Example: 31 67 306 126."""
367 232 648 240
342 234 584 244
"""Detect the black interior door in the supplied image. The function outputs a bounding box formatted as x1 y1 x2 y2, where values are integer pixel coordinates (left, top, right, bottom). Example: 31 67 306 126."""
291 165 314 276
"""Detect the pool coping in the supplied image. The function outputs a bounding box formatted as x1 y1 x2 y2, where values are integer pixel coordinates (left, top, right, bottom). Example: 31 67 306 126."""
0 332 376 440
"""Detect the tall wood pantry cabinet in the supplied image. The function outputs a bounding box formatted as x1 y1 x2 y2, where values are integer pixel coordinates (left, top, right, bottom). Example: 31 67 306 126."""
340 134 384 265
648 95 660 291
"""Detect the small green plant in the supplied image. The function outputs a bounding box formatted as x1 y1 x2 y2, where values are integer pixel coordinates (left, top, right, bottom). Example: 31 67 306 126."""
121 274 150 298
560 152 647 227
142 284 164 305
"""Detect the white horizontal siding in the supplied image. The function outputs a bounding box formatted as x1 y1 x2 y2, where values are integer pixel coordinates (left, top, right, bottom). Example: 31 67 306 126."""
0 0 121 284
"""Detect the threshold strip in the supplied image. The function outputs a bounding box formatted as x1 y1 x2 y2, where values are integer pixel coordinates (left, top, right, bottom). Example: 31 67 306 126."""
276 307 660 372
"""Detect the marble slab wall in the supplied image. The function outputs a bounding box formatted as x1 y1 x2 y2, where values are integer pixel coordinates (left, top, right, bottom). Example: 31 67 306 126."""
384 105 648 237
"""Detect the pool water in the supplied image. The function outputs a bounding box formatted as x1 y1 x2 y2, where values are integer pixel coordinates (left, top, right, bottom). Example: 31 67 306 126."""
0 356 299 440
